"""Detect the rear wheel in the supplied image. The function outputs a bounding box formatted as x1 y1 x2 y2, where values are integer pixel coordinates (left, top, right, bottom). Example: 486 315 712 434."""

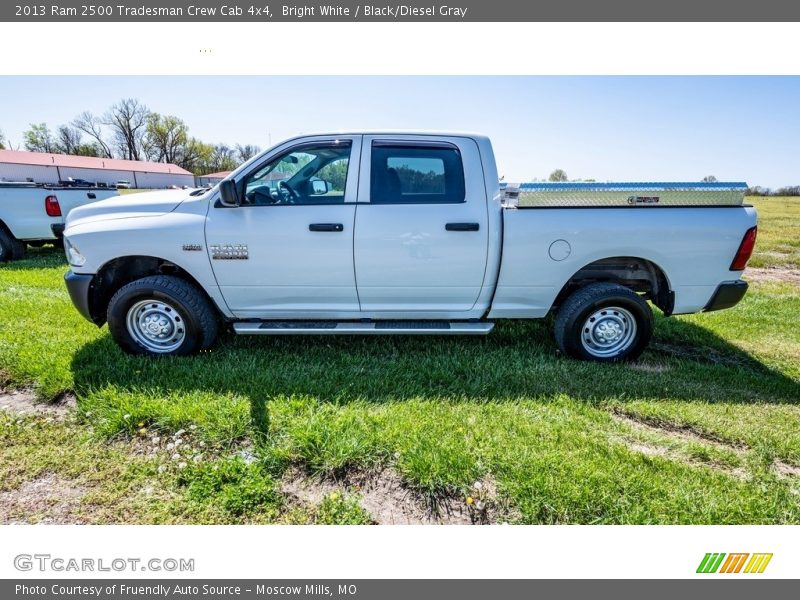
107 275 219 356
554 282 653 362
0 228 25 262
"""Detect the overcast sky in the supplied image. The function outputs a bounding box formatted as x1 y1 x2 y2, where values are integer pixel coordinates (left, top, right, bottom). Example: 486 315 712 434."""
1 76 798 188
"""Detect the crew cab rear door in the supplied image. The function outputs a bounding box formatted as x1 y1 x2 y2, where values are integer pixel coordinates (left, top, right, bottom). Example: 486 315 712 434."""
353 135 489 313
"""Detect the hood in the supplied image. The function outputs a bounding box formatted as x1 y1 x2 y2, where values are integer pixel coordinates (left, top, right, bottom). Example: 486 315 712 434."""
66 189 193 228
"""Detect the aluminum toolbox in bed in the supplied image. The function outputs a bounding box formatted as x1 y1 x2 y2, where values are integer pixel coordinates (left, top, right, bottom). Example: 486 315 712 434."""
501 182 748 208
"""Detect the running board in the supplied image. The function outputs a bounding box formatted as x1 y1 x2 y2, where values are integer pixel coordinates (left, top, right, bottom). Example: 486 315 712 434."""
232 321 494 336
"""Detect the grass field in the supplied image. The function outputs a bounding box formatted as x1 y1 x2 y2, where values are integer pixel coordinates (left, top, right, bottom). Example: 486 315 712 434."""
1 197 798 524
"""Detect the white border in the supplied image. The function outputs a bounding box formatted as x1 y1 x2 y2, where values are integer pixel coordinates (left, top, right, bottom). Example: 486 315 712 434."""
0 525 796 579
0 23 799 75
0 19 797 581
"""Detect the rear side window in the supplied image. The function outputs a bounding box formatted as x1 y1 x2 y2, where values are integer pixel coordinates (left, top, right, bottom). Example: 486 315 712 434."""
370 143 465 204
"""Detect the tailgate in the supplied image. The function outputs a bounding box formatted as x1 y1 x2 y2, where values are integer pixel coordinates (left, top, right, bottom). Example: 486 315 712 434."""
502 182 747 208
54 188 120 217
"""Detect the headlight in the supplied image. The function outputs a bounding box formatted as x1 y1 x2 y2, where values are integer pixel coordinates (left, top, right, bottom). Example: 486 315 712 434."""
64 238 86 267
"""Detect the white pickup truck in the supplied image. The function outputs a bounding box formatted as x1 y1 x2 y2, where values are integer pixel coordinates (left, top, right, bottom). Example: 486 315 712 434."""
62 132 757 362
0 182 118 261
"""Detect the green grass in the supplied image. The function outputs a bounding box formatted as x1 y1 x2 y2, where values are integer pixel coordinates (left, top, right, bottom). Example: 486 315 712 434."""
0 197 798 524
747 197 800 268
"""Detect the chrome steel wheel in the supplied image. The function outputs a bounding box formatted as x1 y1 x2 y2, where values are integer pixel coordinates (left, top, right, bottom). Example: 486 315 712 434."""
125 299 186 353
580 306 637 358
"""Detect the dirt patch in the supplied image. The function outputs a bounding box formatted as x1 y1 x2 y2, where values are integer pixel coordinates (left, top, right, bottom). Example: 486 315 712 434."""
0 473 88 524
611 412 749 479
624 441 670 457
745 267 800 285
613 411 748 452
612 412 800 480
0 389 75 419
774 461 800 478
281 467 504 525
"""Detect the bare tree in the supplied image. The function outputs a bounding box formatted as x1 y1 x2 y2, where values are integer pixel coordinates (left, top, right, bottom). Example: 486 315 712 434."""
702 175 718 182
104 98 150 161
72 111 113 158
210 143 237 172
235 144 261 163
548 169 568 182
55 125 83 154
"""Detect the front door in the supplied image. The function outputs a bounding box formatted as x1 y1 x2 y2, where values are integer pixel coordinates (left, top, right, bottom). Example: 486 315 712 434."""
206 136 361 318
353 135 489 313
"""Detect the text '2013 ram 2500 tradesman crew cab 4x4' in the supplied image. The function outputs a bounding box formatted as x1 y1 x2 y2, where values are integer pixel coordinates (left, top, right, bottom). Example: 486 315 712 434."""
62 132 757 362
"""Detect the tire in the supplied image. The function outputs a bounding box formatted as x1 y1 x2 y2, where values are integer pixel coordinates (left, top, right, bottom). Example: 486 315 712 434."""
554 282 653 362
107 275 219 356
0 227 25 262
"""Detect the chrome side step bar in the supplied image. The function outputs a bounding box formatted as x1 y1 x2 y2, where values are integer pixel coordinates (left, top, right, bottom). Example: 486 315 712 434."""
232 321 495 336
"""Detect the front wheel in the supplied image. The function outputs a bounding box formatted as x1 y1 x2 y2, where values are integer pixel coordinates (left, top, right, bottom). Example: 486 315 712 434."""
554 282 653 362
107 275 219 356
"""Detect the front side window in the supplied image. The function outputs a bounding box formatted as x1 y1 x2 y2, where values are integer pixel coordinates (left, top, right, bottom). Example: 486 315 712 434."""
370 143 465 204
242 141 352 205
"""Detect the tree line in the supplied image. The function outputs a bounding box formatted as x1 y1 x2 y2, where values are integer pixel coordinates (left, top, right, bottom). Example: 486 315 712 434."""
0 99 261 176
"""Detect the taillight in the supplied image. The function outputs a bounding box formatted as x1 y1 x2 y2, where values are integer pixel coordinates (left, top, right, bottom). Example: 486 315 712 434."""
730 226 757 271
45 195 62 217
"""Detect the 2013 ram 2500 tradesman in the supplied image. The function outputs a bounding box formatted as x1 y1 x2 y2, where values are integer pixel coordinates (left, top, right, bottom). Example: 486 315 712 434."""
62 132 757 362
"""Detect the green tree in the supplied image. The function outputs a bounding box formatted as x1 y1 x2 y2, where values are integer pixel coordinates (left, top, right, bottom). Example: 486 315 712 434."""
145 113 190 164
181 138 215 174
548 169 568 182
0 129 6 150
23 123 56 153
702 175 718 182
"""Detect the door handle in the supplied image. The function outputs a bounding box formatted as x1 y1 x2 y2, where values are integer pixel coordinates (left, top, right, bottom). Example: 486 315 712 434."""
445 222 480 232
309 223 344 232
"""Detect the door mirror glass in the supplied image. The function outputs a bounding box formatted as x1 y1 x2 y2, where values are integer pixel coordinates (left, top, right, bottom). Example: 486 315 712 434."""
310 179 329 195
218 179 240 207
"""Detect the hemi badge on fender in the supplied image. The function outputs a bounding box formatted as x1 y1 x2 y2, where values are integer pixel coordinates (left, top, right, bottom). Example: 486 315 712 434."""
182 244 202 251
210 244 249 260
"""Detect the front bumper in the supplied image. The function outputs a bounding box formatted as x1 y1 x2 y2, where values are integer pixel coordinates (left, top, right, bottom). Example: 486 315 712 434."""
64 271 95 323
704 280 748 312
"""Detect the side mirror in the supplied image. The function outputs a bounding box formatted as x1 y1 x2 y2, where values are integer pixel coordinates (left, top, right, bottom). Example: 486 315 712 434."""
218 179 240 207
310 179 329 195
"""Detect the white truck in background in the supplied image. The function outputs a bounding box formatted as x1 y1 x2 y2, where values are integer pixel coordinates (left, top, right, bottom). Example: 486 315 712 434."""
62 132 757 362
0 182 119 261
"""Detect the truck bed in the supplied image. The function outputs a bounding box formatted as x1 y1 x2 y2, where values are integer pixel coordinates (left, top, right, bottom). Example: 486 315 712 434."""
501 182 747 208
489 203 757 319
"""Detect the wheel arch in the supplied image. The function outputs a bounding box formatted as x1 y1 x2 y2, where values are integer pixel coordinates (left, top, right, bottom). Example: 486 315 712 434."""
86 255 220 326
554 256 674 316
